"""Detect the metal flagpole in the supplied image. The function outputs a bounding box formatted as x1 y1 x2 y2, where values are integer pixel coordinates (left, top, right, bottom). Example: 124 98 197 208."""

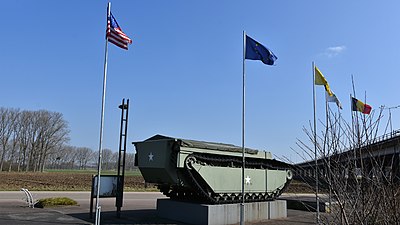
323 91 332 222
95 2 110 225
325 91 332 222
240 30 246 225
312 61 320 223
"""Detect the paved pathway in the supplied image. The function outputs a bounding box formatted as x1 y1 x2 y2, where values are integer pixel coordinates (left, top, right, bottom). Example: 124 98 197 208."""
0 191 320 225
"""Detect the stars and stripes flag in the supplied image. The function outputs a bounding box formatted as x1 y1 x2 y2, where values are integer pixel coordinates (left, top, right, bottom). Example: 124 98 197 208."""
106 12 132 50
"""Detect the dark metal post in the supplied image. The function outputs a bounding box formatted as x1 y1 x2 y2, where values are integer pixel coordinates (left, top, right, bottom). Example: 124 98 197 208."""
116 98 129 217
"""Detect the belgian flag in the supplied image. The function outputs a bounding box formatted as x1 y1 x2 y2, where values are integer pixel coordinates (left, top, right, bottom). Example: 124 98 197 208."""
352 97 372 114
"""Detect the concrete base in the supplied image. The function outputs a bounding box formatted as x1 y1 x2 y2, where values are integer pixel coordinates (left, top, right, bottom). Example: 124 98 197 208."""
157 199 287 225
280 194 334 212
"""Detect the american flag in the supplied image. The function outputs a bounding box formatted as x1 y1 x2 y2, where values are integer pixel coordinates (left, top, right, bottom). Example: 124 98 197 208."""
106 13 132 50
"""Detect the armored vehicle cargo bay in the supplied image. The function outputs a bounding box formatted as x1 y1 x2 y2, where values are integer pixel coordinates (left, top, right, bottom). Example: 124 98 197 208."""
134 135 292 204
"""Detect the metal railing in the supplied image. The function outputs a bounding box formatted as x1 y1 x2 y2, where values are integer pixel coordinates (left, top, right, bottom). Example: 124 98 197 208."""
365 129 400 146
20 188 35 208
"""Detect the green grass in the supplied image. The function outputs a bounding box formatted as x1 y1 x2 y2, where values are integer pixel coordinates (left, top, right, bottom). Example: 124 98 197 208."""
44 169 143 176
124 186 158 192
35 197 78 208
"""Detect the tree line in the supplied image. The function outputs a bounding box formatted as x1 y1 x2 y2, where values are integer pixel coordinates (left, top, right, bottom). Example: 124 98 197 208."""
0 107 135 172
46 146 136 171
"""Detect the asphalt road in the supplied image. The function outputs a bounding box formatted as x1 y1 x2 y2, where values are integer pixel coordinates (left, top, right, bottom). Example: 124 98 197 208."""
0 191 318 225
0 191 179 225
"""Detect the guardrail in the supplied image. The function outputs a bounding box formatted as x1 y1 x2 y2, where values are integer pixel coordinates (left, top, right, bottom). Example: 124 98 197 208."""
367 129 400 146
296 129 400 167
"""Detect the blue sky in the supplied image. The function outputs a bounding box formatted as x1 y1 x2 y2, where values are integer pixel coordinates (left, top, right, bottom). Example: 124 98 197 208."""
2 1 400 163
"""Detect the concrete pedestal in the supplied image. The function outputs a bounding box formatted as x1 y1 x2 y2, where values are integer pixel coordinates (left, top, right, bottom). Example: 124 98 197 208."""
157 199 287 225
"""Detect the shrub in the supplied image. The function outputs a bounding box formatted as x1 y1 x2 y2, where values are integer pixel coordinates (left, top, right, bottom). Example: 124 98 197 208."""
35 197 77 208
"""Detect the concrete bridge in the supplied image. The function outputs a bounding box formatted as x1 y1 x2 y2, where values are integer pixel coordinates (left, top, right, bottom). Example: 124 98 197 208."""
293 130 400 188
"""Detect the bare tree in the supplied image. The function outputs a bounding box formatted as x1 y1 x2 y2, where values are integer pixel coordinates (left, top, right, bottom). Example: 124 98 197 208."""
0 107 107 173
0 107 9 171
35 110 70 172
59 145 78 169
7 109 21 171
75 147 94 170
125 152 135 171
25 110 42 172
101 148 116 171
293 106 400 225
0 108 70 172
46 145 98 170
16 110 33 171
0 108 19 171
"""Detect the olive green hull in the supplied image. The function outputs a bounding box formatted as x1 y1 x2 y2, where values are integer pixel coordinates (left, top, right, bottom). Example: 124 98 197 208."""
134 135 292 203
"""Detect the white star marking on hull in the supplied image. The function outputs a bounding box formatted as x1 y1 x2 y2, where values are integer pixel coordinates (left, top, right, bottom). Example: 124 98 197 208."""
245 175 251 185
148 152 154 161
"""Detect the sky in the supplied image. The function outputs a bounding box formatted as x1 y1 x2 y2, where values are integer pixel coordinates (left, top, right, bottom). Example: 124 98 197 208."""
2 1 400 163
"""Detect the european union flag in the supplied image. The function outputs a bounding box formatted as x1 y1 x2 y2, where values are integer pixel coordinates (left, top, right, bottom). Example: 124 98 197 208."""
245 35 277 65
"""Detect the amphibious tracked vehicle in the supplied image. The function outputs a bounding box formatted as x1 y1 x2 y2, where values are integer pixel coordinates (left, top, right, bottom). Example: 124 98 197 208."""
134 135 292 204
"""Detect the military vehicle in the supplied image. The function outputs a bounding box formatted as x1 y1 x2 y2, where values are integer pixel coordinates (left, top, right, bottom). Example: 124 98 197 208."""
134 135 292 204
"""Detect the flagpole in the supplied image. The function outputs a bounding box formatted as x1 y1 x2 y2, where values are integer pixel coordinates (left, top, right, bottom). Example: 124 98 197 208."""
323 91 328 162
351 75 360 146
240 30 246 225
325 91 332 220
312 61 320 223
95 2 110 225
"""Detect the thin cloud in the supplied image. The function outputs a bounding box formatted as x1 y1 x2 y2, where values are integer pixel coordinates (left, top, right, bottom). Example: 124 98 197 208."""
325 45 346 57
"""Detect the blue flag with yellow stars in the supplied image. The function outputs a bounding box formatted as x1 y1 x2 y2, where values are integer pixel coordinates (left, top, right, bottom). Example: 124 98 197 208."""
245 35 277 65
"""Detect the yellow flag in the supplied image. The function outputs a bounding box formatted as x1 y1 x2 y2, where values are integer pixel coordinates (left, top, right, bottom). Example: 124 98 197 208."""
314 66 333 96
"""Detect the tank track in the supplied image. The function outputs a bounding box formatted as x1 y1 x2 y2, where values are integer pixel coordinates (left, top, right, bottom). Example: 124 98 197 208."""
179 153 292 204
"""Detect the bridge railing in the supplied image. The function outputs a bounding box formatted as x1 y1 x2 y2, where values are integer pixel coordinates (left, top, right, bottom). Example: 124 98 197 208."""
360 129 400 148
296 129 400 168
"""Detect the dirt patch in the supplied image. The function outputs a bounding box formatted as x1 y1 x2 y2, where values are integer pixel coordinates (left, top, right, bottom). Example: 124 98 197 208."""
286 180 315 193
1 172 312 193
0 172 150 191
